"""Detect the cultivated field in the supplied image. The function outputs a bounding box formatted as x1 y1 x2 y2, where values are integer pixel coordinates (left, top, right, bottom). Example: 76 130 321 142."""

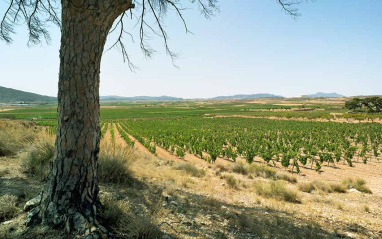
1 98 382 238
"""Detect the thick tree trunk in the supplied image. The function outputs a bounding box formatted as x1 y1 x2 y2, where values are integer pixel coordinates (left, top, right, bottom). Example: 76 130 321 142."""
26 2 133 237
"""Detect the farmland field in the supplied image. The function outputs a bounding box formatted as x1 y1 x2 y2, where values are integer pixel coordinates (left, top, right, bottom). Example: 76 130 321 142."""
4 98 381 175
1 98 382 238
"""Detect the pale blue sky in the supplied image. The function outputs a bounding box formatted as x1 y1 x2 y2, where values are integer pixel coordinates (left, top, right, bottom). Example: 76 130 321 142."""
0 0 381 98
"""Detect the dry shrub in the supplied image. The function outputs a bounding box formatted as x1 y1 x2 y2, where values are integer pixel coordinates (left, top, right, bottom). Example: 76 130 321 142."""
342 178 372 194
214 164 228 172
254 180 299 203
298 180 347 194
0 121 36 157
175 162 205 178
225 174 238 188
20 133 55 181
247 163 276 179
0 168 10 178
275 172 297 184
100 195 162 239
298 182 315 193
0 195 19 222
230 162 248 175
98 140 136 185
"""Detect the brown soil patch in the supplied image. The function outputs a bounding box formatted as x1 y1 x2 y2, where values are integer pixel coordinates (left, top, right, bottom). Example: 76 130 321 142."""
0 109 14 112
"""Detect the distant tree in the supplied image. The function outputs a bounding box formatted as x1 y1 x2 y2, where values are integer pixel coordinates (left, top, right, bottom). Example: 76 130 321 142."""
0 0 302 237
362 96 382 113
345 98 363 112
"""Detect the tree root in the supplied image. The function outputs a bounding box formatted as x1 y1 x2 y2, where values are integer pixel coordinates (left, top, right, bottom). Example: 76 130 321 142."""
24 196 113 238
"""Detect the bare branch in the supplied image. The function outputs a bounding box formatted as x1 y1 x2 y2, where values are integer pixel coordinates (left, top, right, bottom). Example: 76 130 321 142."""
0 0 61 44
277 0 301 19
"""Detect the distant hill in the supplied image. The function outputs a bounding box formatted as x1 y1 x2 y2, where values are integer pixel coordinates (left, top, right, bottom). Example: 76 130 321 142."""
0 86 56 103
100 95 183 101
302 92 345 98
211 93 283 100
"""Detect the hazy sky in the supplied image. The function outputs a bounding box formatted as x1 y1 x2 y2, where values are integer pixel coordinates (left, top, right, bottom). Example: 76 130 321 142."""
0 0 381 98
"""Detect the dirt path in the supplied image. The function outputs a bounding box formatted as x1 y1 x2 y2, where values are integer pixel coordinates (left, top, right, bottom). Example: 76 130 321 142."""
0 109 14 112
103 123 112 142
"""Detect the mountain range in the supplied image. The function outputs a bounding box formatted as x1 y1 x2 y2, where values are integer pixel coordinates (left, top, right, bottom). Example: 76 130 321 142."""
0 86 56 103
301 92 345 98
0 86 348 103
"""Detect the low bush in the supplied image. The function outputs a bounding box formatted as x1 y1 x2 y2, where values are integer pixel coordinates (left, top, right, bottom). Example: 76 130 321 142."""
0 121 35 157
175 162 205 178
275 172 297 184
20 133 55 181
0 195 19 222
230 162 248 175
100 195 162 239
342 178 372 194
254 180 299 203
98 141 135 184
298 180 347 194
225 174 238 188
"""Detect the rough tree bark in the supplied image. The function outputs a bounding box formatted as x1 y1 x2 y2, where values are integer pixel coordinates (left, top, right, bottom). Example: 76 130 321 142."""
26 1 134 237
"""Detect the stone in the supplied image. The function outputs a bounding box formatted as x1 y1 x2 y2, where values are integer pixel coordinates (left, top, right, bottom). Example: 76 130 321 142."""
162 235 171 239
2 220 13 225
349 188 361 193
24 195 41 212
169 201 178 207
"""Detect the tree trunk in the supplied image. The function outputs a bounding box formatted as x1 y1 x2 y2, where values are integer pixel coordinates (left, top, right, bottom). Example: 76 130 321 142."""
26 2 132 237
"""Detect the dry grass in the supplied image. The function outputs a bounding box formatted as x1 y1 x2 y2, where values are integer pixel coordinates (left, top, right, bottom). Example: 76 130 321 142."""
0 121 36 157
20 133 55 181
174 162 205 178
342 178 372 194
0 195 19 222
298 180 347 194
100 194 162 239
254 180 299 203
98 140 136 185
0 168 10 177
230 162 297 183
224 174 238 188
230 162 248 175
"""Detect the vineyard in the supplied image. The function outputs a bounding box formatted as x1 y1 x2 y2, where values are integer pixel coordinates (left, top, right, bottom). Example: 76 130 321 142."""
17 99 382 175
108 118 381 173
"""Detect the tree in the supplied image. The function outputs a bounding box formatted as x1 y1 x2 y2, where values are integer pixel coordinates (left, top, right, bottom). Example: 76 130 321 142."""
1 0 301 237
345 97 363 112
